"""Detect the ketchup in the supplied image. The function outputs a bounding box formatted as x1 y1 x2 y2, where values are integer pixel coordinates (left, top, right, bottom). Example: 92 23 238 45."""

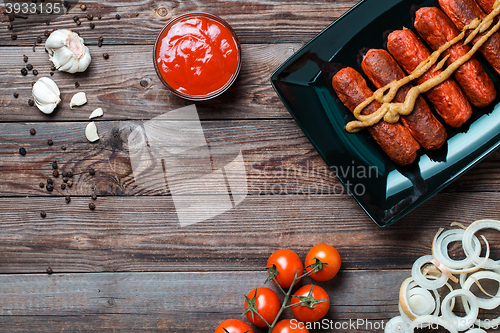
155 14 240 98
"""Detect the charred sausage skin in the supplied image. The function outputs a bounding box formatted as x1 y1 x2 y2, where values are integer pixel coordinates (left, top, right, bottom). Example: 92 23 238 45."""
332 67 420 166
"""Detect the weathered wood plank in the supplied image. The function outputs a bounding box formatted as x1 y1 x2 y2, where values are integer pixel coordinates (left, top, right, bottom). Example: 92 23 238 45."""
0 120 499 197
0 269 406 333
0 43 301 121
0 0 357 45
0 192 499 273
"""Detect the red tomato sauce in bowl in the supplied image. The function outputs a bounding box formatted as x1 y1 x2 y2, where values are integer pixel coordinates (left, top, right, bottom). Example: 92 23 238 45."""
154 13 241 100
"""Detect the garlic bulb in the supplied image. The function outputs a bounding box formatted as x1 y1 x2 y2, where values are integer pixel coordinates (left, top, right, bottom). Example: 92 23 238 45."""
32 77 61 114
45 29 91 73
70 92 87 109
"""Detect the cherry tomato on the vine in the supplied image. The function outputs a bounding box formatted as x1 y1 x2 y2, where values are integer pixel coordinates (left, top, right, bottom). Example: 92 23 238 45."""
271 319 310 333
266 249 304 288
291 284 330 323
215 319 254 333
244 287 281 327
305 244 341 281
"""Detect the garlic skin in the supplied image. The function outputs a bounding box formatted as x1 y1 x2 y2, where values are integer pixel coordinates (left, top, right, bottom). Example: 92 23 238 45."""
70 92 87 109
45 29 91 73
32 77 61 114
85 122 99 142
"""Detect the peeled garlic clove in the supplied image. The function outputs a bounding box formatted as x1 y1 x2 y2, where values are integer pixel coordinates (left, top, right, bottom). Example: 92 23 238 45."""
89 108 104 119
70 92 87 109
45 29 91 74
85 122 99 142
32 77 61 114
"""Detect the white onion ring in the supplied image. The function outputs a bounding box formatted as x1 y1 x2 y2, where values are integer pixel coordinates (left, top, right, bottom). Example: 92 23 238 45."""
465 329 486 333
433 228 481 270
399 277 441 321
462 271 500 310
408 315 458 333
412 255 448 289
385 316 408 333
463 219 500 270
441 289 478 331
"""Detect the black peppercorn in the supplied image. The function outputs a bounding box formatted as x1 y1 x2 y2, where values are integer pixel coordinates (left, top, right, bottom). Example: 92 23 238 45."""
103 53 109 59
97 41 102 47
73 15 79 22
33 69 38 76
67 180 73 188
87 14 93 20
89 202 95 210
98 35 104 42
75 81 80 88
98 14 102 20
28 99 34 106
13 92 19 98
11 33 17 40
67 171 73 178
61 145 66 151
65 196 71 203
46 266 53 274
30 128 36 135
115 14 121 20
89 168 95 175
140 80 148 87
50 72 54 76
47 139 53 145
44 30 50 37
39 182 45 188
90 23 95 29
40 211 47 218
76 20 81 26
53 170 59 177
23 55 28 63
50 65 56 71
7 24 13 30
26 64 33 71
36 36 42 43
47 178 53 185
62 177 68 183
21 68 28 76
52 162 58 169
19 147 26 155
46 185 53 192
91 193 97 200
61 183 66 190
80 4 86 11
63 0 69 8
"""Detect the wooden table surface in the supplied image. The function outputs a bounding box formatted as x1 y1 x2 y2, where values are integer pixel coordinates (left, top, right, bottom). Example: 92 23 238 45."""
1 0 500 332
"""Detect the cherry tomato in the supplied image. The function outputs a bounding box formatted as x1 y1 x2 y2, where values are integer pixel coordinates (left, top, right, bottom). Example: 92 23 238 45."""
244 287 281 327
291 284 330 323
305 244 341 281
215 319 254 333
267 249 304 288
272 319 310 333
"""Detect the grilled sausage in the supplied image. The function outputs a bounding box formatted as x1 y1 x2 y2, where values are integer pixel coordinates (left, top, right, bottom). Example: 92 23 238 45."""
438 0 500 75
387 29 473 127
361 49 447 150
414 7 497 107
332 67 420 166
475 0 497 18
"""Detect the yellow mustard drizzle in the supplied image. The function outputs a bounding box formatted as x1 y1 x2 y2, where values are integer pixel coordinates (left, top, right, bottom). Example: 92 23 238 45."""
346 3 500 133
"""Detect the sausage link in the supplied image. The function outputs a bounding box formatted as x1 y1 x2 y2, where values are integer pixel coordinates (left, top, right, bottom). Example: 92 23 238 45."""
332 67 420 166
387 29 473 127
475 0 496 16
361 49 447 150
438 0 500 75
414 7 496 107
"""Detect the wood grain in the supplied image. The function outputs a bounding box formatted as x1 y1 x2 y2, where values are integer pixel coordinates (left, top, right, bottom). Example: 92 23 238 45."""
0 192 499 274
0 269 406 332
0 0 357 45
0 44 302 121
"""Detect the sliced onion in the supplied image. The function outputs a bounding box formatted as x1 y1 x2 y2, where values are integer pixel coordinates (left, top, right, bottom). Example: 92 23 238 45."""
412 255 448 289
399 277 441 321
385 316 408 333
463 219 500 270
462 271 500 310
441 289 478 331
433 228 481 270
465 329 487 333
408 315 458 333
